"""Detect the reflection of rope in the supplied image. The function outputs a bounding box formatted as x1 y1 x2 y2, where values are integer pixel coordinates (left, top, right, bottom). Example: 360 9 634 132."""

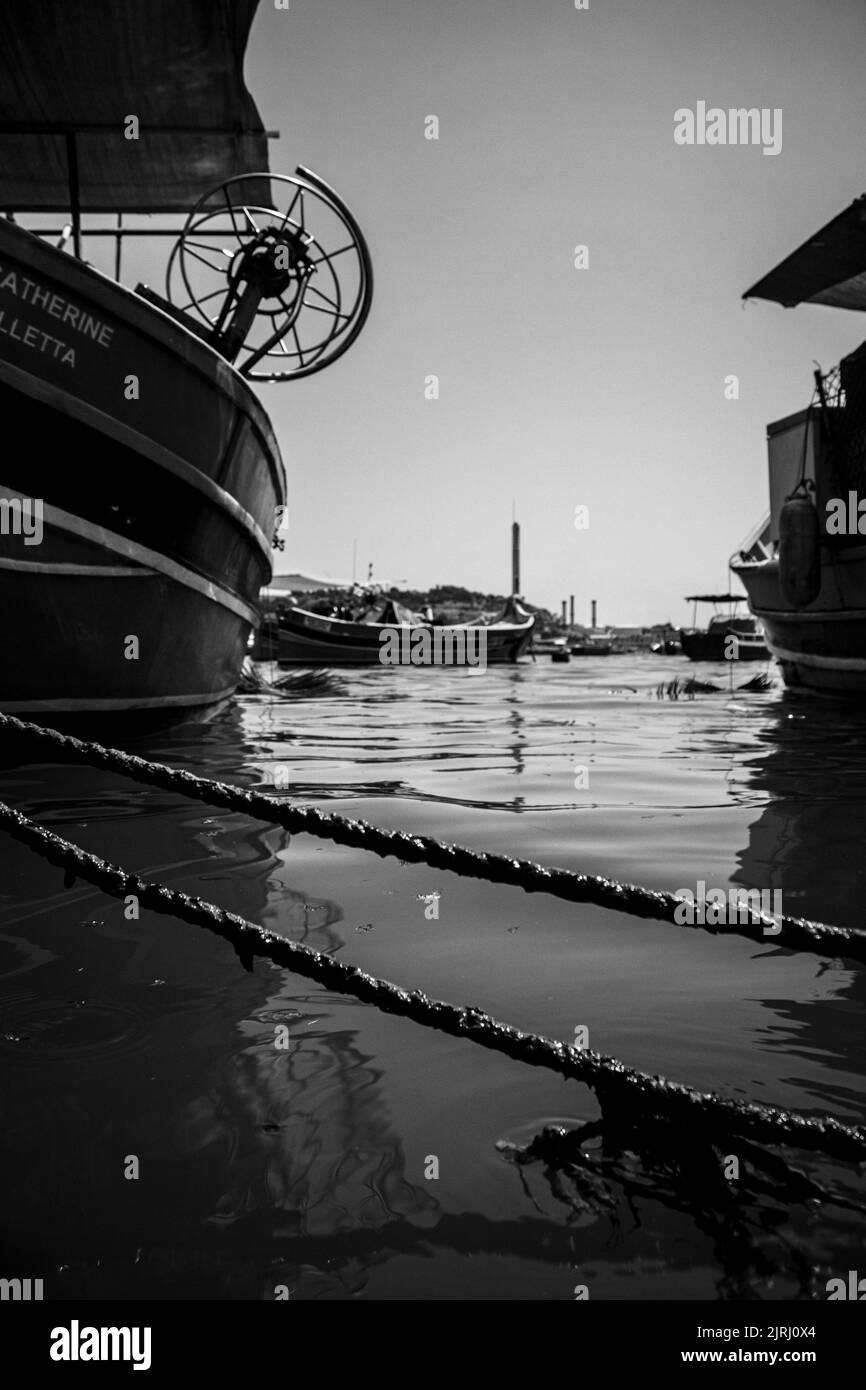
0 795 864 1162
2 713 864 962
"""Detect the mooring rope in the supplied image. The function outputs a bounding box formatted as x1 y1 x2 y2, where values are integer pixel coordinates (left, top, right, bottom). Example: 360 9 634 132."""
0 796 864 1163
1 712 864 963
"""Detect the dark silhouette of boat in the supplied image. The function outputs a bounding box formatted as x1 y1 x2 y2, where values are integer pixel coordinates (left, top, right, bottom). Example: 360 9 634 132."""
733 194 866 694
679 595 768 662
569 637 612 657
0 0 372 718
256 593 535 666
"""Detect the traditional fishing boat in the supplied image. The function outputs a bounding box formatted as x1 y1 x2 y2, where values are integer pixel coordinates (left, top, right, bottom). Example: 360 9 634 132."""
0 0 372 717
256 593 535 665
732 194 866 694
679 595 768 662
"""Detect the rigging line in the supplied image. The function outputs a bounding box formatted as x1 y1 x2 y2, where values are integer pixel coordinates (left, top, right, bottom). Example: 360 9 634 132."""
0 794 863 1161
0 713 864 963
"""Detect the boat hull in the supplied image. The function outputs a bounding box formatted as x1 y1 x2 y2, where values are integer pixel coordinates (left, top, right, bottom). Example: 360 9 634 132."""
679 629 768 662
569 642 612 657
733 549 866 694
256 606 535 665
0 566 248 713
0 220 285 716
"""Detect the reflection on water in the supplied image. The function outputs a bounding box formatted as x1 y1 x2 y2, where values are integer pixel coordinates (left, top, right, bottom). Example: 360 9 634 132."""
0 655 864 1299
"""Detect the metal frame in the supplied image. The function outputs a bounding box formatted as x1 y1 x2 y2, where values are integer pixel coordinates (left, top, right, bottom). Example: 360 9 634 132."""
0 121 280 272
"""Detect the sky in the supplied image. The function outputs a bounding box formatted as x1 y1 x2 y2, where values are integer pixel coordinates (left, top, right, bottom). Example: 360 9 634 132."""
89 0 866 626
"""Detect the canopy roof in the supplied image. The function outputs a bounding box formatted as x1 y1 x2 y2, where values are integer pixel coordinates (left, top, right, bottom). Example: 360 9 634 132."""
744 195 866 311
0 0 270 213
685 594 746 603
268 573 354 594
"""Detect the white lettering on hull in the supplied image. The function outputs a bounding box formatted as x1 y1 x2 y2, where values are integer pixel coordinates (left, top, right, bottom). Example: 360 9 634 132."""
0 261 115 369
0 309 75 366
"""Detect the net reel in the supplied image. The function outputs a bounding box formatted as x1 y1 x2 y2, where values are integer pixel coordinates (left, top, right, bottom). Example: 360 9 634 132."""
166 167 373 380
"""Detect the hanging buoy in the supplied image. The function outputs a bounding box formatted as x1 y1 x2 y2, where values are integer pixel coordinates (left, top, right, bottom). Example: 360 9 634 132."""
779 486 820 607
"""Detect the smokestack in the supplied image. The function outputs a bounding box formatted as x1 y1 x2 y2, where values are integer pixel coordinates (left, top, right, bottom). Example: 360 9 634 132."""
561 600 567 624
569 595 575 627
591 599 597 629
511 521 520 596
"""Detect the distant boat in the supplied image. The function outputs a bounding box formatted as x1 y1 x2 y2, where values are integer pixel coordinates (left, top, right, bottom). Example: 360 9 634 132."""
732 193 866 694
569 636 612 656
651 638 682 655
533 635 569 656
256 594 535 666
679 595 768 662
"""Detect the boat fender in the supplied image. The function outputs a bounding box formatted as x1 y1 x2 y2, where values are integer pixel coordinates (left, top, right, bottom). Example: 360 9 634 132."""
779 487 820 608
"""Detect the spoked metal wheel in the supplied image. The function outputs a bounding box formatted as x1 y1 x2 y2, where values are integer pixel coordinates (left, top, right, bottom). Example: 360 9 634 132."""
166 168 373 380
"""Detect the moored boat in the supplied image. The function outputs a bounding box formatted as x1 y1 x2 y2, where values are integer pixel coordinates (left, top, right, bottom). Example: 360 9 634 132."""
533 635 569 657
679 595 768 662
0 0 372 718
256 593 535 666
732 194 866 694
0 217 284 716
569 636 613 657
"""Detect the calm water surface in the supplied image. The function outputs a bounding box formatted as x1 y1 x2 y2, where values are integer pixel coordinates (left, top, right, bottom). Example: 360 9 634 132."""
1 654 865 1300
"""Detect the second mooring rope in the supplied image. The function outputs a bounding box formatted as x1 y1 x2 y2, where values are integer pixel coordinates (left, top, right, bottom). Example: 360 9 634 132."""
0 795 864 1163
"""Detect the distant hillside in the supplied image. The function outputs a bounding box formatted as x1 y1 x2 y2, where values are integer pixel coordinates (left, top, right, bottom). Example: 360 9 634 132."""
389 585 503 609
389 586 555 624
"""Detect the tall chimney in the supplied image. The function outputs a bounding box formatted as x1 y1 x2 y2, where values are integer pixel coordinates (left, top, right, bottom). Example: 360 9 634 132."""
511 521 520 596
561 600 567 624
569 595 575 627
591 599 597 629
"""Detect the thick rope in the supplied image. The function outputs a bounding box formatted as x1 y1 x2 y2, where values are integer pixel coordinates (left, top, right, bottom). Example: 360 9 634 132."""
1 712 863 963
0 796 864 1163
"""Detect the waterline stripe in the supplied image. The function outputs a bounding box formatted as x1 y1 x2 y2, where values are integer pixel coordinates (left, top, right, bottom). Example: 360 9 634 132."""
0 557 154 576
0 685 236 713
768 642 866 671
0 356 273 560
0 485 258 624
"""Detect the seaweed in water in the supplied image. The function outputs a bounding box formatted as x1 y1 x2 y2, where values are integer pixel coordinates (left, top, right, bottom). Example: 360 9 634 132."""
498 1107 866 1298
237 661 345 697
656 672 776 700
656 676 721 699
737 672 776 692
273 668 346 696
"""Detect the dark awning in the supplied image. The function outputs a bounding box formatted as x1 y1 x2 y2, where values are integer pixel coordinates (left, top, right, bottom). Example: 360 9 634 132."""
744 195 866 311
684 595 746 603
0 0 270 213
